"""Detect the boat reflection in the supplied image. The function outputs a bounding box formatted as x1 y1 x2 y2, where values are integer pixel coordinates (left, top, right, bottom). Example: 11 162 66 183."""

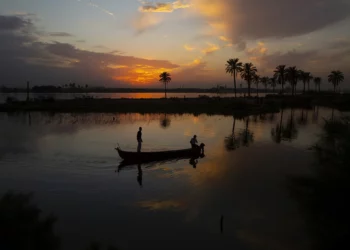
117 153 206 186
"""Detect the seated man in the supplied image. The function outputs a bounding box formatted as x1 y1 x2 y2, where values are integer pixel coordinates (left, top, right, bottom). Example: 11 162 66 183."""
190 135 198 149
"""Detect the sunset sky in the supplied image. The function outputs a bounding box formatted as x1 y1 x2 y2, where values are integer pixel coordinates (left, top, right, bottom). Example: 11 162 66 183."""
0 0 349 88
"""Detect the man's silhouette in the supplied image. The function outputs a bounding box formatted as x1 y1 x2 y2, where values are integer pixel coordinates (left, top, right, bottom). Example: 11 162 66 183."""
137 127 143 152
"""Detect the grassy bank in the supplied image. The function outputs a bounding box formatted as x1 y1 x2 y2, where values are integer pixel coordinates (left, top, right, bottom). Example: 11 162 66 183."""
1 94 349 115
0 97 279 116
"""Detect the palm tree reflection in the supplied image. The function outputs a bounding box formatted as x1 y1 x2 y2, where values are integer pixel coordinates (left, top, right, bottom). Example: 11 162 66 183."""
239 117 254 147
160 114 171 129
271 109 298 143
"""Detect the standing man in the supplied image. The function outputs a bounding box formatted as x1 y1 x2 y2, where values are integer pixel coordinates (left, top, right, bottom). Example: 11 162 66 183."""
190 135 198 149
137 127 143 152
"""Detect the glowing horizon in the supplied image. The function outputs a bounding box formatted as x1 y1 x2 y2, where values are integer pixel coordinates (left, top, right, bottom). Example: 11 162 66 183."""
0 0 349 88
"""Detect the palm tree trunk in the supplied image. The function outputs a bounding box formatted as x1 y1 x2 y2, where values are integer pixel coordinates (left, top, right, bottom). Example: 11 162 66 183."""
273 85 275 93
248 81 251 97
232 117 236 134
256 83 259 97
334 83 336 93
308 82 310 92
319 84 320 93
234 71 237 98
165 82 167 99
303 81 306 94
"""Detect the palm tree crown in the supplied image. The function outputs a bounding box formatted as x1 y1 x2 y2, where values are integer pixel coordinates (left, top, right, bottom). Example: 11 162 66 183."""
240 63 257 97
225 58 243 98
328 70 344 92
270 77 277 93
286 66 299 95
274 65 287 94
159 72 172 99
314 77 322 92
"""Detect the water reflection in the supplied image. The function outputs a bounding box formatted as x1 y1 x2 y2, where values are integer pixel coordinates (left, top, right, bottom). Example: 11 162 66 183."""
288 117 350 249
0 108 346 250
159 114 171 129
225 116 254 150
271 109 298 143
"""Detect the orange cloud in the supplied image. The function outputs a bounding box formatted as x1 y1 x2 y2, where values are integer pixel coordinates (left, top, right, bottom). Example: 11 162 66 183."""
219 36 230 42
246 42 268 56
184 44 196 51
139 0 191 13
202 43 220 55
113 65 173 84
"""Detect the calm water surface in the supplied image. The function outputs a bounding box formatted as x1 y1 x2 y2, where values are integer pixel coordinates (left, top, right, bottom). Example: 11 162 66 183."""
0 108 341 250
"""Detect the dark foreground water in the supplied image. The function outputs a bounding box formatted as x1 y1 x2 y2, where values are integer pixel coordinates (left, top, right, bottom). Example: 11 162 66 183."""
0 108 343 250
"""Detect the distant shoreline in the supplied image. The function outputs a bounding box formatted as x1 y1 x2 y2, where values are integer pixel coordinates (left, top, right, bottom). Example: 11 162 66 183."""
0 87 276 94
1 94 350 114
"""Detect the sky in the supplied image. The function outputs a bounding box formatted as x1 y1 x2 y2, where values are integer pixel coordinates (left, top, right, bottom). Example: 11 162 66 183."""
0 0 350 89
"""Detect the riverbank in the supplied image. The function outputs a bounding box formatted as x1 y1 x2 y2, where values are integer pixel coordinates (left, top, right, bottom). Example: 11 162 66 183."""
1 94 349 115
0 97 278 116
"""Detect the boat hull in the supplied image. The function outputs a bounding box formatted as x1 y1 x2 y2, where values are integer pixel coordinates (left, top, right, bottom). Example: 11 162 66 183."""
116 146 203 163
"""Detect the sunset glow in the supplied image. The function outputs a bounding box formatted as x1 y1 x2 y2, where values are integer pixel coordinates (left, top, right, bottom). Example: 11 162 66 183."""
0 0 349 88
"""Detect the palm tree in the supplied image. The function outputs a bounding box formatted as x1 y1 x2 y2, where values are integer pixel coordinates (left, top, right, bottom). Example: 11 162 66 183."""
314 77 322 92
253 74 260 97
274 65 287 94
306 73 313 92
270 77 277 93
241 63 258 97
328 70 344 93
225 58 243 98
286 66 299 95
159 72 172 98
299 70 307 94
260 77 269 93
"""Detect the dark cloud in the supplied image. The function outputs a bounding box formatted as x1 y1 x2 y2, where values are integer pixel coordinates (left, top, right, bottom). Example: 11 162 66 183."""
251 48 350 79
0 15 31 30
48 32 73 37
197 0 350 41
328 39 350 50
0 15 179 87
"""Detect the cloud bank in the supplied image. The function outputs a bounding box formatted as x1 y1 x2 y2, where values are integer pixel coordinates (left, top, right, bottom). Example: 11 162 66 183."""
0 15 178 86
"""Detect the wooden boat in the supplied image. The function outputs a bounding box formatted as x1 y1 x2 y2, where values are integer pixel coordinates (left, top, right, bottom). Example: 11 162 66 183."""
115 143 205 163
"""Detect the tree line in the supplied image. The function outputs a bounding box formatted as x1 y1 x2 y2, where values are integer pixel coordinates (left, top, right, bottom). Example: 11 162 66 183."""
225 59 345 97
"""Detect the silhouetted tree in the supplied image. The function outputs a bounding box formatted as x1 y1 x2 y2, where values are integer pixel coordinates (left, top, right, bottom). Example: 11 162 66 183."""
328 70 344 93
159 72 171 99
286 66 299 95
253 74 260 97
241 63 257 97
274 65 287 94
225 58 243 98
314 77 322 92
260 76 269 93
270 77 277 93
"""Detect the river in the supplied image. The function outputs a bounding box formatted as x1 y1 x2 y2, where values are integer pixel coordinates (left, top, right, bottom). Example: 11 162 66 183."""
0 107 343 250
